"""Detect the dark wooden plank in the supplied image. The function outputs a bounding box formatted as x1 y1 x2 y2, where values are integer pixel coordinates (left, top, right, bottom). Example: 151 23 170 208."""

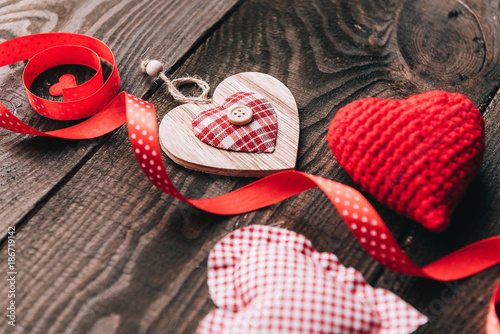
380 86 500 334
0 0 242 239
374 1 500 333
2 0 500 333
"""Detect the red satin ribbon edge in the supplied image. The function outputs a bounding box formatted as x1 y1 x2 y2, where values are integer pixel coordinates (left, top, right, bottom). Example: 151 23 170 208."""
0 33 498 331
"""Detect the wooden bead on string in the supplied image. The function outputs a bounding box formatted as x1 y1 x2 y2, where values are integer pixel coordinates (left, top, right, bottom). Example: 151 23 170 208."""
140 59 211 104
145 60 164 77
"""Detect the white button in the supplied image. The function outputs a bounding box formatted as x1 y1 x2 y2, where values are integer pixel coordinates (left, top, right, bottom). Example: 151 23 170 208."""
227 105 253 125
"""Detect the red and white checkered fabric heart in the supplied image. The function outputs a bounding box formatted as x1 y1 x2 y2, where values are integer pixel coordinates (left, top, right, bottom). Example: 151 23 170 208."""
197 225 427 334
192 92 278 153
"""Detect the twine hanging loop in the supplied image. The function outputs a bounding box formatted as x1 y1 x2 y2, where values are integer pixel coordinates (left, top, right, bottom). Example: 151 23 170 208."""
141 59 211 104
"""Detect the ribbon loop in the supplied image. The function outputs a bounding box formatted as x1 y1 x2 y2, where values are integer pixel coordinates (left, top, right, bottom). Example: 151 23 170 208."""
0 33 122 136
23 45 105 118
0 32 498 331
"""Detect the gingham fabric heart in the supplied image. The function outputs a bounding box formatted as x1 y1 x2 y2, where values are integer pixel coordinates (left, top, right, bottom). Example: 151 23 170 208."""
192 92 278 153
197 225 427 334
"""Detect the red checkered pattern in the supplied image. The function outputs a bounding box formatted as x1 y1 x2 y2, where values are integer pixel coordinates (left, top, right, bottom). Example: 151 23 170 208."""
192 92 278 153
197 225 427 334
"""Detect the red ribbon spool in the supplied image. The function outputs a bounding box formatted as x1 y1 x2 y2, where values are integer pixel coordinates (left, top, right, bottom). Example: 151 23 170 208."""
0 33 499 332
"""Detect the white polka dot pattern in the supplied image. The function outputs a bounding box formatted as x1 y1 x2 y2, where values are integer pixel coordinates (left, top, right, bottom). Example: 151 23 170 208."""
0 33 122 137
125 94 183 199
306 174 422 276
1 34 499 334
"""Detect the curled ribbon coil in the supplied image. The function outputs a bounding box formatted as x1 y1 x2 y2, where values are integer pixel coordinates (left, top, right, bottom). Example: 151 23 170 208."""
0 33 499 332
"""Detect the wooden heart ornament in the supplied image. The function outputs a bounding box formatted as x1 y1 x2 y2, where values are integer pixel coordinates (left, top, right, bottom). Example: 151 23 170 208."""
327 91 485 231
159 72 299 177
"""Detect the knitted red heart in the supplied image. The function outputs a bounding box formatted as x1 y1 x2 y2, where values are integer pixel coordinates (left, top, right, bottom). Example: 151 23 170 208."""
192 92 277 153
327 91 485 231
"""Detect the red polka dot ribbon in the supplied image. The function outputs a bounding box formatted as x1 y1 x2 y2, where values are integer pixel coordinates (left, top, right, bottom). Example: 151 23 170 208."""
0 33 499 331
0 33 125 138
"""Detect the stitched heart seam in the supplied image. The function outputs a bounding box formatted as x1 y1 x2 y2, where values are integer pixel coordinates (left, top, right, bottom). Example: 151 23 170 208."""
192 92 278 153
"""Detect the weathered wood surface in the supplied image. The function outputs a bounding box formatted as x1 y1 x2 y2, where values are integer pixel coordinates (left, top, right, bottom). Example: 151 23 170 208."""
1 0 500 333
0 0 242 239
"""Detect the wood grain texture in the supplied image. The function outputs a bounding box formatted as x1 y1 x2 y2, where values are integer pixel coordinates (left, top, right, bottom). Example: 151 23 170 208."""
386 86 500 334
1 0 500 333
0 0 242 240
160 72 299 177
